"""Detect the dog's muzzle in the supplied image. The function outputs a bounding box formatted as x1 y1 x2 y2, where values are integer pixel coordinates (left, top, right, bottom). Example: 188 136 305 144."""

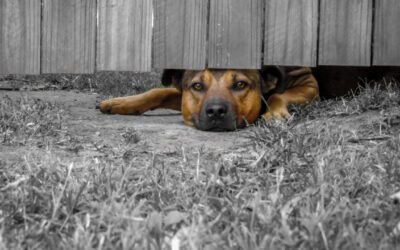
195 98 238 131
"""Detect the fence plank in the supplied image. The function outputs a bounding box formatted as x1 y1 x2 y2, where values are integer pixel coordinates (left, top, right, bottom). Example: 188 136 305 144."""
42 0 96 74
153 0 208 70
97 0 152 72
208 0 263 69
0 0 40 74
319 0 372 66
264 0 318 67
373 0 400 66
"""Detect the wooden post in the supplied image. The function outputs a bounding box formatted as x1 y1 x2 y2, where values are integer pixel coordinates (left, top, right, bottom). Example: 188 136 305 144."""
208 0 263 69
42 0 96 74
319 0 373 66
0 0 41 74
264 0 318 67
97 0 153 72
373 0 400 66
153 0 208 70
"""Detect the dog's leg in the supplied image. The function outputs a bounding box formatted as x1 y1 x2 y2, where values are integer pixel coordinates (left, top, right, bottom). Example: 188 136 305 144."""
263 85 319 120
99 88 181 115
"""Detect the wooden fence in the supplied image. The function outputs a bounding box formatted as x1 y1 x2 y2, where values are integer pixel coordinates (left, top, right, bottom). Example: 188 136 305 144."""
0 0 399 75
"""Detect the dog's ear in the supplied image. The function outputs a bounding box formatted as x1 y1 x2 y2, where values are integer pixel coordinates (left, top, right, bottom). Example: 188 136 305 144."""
161 69 185 91
260 66 286 94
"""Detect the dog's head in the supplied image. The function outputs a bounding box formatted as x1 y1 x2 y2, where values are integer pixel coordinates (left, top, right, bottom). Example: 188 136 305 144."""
162 67 285 131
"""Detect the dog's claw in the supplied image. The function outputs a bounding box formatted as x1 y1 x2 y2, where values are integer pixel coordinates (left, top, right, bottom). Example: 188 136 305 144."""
99 100 113 114
263 108 290 121
101 108 112 114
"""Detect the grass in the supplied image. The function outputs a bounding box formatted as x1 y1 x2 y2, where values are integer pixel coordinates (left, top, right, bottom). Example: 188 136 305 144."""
0 78 400 249
0 95 64 145
0 71 162 97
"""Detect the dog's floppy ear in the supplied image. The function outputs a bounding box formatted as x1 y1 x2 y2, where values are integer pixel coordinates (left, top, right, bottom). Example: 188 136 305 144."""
260 66 286 94
161 69 185 91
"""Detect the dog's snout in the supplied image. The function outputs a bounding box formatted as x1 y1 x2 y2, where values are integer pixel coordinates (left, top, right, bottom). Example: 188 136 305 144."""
205 102 228 119
196 99 238 131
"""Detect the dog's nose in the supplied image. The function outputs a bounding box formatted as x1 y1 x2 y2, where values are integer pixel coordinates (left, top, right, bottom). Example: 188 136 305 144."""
205 102 228 119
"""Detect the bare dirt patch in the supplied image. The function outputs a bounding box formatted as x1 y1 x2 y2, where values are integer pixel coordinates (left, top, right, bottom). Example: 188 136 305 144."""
0 90 250 163
2 88 398 166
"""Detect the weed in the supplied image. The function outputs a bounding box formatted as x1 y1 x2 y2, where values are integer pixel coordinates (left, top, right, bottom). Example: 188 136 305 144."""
0 95 64 145
122 128 141 144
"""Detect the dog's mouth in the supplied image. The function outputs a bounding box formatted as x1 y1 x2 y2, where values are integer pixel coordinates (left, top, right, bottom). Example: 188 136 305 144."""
195 119 237 131
194 114 247 132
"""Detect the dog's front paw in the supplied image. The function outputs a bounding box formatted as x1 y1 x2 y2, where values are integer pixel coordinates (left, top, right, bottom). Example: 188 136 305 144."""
99 99 113 114
263 108 290 121
99 98 125 114
99 97 143 115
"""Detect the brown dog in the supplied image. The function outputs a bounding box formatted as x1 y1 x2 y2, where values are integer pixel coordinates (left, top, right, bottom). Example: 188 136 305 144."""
99 67 319 131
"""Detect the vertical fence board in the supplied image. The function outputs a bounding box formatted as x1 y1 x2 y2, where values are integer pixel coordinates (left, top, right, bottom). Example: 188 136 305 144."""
2 0 400 75
97 0 152 72
42 0 96 74
318 0 372 66
319 0 372 66
208 0 263 69
0 0 40 74
264 0 318 66
373 0 400 66
153 0 208 70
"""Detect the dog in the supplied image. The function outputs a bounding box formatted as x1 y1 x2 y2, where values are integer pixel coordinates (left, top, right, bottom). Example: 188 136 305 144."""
99 67 319 131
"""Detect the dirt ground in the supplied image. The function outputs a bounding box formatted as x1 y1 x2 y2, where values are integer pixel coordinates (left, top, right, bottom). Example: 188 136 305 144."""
2 86 399 169
2 88 396 166
0 90 252 163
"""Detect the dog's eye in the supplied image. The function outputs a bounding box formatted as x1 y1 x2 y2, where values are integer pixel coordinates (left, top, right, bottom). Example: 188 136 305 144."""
191 82 205 92
232 81 248 91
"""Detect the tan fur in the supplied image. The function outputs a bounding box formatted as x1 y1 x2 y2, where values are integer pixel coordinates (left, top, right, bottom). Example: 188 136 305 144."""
264 67 319 120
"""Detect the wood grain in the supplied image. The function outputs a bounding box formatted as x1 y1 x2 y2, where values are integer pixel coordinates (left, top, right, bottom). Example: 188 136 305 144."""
42 0 96 73
264 0 318 67
208 0 263 69
97 0 152 72
318 0 372 66
0 0 41 74
373 0 400 66
153 0 208 70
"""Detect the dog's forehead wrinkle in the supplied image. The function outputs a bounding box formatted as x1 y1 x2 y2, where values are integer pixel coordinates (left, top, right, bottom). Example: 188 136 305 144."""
186 68 259 81
231 74 237 82
205 70 223 81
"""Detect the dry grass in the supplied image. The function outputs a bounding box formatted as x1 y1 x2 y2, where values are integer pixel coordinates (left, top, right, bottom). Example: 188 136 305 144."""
0 95 64 145
0 71 162 97
0 79 400 249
